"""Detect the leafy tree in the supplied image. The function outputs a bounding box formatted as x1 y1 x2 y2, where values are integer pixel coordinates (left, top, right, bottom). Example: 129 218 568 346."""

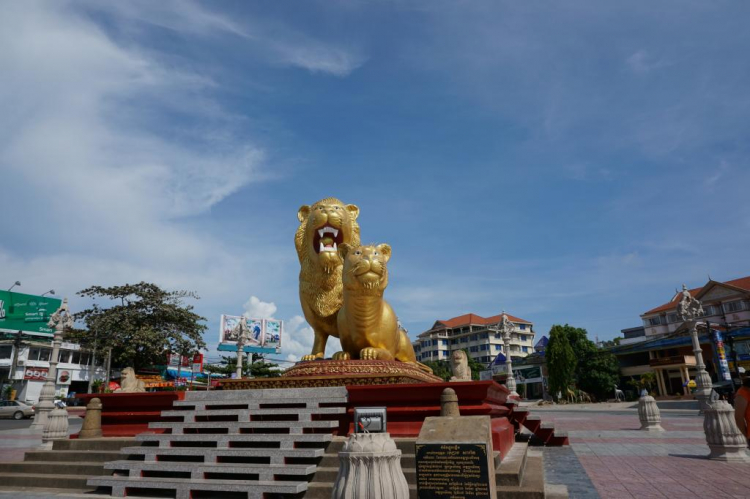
546 325 577 399
205 354 283 378
576 350 620 400
69 282 207 372
423 360 452 381
546 324 621 401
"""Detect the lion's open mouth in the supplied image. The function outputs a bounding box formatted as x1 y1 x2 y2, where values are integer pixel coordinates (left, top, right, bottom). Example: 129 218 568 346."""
313 224 344 254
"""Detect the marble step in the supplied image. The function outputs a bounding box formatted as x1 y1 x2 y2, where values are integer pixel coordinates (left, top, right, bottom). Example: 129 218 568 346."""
0 460 106 477
24 450 123 463
105 460 316 479
135 432 333 446
161 406 346 419
88 475 307 499
0 472 91 490
147 419 339 432
179 386 347 402
119 445 326 464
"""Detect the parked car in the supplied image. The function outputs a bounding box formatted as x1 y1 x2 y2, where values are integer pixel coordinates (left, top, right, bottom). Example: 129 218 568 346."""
0 400 35 420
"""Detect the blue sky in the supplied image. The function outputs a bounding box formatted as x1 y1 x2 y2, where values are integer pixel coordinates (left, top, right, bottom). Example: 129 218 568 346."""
1 1 749 363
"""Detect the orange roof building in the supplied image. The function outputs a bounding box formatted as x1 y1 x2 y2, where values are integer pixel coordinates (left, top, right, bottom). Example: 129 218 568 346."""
640 275 750 337
413 312 535 366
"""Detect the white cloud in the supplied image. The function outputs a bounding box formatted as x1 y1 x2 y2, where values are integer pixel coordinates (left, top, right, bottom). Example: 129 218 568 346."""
281 315 340 362
243 296 278 320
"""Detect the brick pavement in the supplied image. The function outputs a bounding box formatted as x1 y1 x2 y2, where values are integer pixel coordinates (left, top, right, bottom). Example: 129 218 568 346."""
541 411 750 499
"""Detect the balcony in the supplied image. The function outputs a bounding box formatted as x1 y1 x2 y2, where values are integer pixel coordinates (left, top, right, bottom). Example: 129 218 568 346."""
648 355 696 368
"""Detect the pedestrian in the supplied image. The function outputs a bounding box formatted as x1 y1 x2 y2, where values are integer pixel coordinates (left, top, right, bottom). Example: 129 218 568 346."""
735 375 750 446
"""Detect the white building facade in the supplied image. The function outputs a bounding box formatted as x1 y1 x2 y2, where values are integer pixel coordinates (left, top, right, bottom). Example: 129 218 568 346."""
0 339 107 404
413 313 535 367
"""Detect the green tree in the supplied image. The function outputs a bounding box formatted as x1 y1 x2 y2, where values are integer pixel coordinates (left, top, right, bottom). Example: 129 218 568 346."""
69 282 207 372
422 360 452 381
546 325 577 399
546 324 621 400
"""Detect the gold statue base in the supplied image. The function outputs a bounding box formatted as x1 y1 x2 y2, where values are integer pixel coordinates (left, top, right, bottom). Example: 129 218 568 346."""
218 360 443 390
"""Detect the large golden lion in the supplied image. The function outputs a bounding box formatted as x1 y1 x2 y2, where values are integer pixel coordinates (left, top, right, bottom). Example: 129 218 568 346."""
296 197 361 361
332 243 431 373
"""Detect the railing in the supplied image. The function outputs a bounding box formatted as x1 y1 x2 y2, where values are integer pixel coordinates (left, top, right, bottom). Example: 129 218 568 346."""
649 355 696 367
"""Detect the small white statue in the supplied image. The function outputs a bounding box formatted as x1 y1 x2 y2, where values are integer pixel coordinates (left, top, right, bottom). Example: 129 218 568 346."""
449 350 472 381
115 367 146 393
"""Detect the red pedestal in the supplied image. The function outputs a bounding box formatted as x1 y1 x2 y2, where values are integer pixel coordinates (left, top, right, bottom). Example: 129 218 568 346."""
342 381 516 458
72 391 186 438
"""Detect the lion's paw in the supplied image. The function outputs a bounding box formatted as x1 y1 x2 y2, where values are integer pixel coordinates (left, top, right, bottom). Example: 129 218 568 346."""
301 353 323 361
359 347 388 360
332 351 351 361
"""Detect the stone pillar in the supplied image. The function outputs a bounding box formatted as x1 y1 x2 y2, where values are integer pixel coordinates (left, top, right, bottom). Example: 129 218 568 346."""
332 432 409 499
638 395 664 431
689 323 712 413
79 397 103 439
440 388 460 417
703 399 750 462
32 299 73 430
42 403 69 448
499 312 518 397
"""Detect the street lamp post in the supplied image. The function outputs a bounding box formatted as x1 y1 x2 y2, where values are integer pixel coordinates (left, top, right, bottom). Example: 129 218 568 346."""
499 312 518 397
31 298 73 430
232 318 252 379
675 285 712 413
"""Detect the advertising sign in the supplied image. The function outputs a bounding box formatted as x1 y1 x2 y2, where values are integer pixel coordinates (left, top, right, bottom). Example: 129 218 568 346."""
712 330 732 381
57 369 72 385
514 365 543 384
192 353 203 373
0 291 62 335
24 367 49 381
264 320 282 352
218 315 282 353
219 315 262 347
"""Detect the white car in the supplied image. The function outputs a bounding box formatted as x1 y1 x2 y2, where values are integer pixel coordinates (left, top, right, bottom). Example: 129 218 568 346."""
0 400 35 419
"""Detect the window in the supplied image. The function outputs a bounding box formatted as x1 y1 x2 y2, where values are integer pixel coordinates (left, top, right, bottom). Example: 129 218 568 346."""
80 353 91 366
469 346 479 352
460 337 468 343
442 339 449 346
451 339 458 345
666 313 679 323
703 305 721 317
494 333 501 339
522 346 529 353
28 348 51 361
480 333 489 339
494 345 501 351
646 316 662 327
724 301 747 313
480 344 488 351
0 346 11 360
519 324 526 330
470 334 478 341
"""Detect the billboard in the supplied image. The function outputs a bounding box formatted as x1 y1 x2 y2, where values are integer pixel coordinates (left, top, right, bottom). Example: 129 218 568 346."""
0 290 62 335
264 320 282 351
218 315 282 353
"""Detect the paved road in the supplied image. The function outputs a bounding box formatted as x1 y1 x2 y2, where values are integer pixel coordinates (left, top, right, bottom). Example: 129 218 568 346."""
0 417 37 431
540 409 750 499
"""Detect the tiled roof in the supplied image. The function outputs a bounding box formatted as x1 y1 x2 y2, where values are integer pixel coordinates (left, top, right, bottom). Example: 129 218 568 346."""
642 275 750 316
436 312 531 329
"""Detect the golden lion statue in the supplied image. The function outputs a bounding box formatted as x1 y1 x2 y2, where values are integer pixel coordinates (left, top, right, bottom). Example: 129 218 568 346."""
449 350 472 381
332 243 430 373
296 197 361 361
115 367 146 393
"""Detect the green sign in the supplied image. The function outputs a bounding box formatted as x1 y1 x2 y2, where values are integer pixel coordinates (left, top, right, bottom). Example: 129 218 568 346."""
515 365 542 382
0 290 62 335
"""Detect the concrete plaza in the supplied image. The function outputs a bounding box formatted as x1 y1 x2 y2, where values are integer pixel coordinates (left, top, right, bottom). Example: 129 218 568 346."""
537 404 750 499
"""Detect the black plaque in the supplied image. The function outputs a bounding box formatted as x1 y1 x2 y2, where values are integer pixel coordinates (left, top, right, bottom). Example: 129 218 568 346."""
415 443 490 498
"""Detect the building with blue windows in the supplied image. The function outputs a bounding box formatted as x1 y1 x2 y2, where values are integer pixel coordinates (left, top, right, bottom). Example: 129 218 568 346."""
412 312 536 367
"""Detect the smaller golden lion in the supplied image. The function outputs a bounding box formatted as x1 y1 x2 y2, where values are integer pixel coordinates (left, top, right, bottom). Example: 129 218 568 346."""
332 243 430 373
449 350 472 381
115 367 146 393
